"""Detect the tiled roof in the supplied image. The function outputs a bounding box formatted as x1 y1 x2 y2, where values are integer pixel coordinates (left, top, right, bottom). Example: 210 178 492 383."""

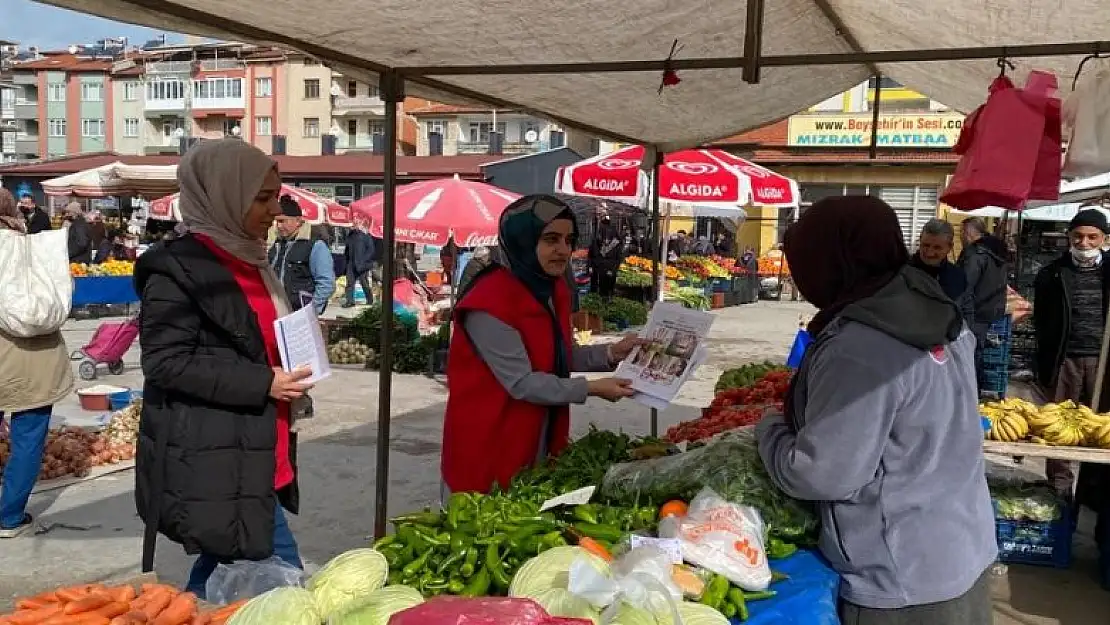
0 151 497 178
709 119 790 147
12 54 114 72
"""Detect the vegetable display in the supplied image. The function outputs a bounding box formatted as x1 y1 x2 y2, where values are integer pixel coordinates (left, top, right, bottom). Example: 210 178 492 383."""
600 429 818 546
663 287 710 310
988 478 1064 523
0 427 135 482
1 581 243 625
667 366 792 444
713 363 790 393
675 256 729 280
981 397 1110 448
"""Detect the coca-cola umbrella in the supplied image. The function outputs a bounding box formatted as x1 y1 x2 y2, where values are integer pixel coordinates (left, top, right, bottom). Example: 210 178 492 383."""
350 174 521 247
147 184 353 226
555 144 800 208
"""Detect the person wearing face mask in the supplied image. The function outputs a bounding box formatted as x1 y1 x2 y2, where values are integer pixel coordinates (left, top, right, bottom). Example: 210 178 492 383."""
1035 210 1110 499
441 195 644 498
17 194 51 234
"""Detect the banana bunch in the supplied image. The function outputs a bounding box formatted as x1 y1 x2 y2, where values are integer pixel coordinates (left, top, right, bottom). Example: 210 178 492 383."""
985 410 1030 442
981 398 1110 448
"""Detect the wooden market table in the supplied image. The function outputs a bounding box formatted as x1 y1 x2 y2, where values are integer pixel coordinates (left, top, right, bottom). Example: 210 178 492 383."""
984 440 1110 464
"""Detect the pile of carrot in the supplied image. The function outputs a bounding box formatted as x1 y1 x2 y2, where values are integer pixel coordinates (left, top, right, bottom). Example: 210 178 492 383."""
0 583 247 625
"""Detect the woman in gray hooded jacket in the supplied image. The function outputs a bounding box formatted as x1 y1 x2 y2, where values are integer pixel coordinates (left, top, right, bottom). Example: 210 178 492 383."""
756 196 996 624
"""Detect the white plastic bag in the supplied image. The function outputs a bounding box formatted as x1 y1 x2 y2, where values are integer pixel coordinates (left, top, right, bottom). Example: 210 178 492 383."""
659 487 772 591
1062 66 1110 177
206 555 306 605
567 546 682 624
0 228 73 337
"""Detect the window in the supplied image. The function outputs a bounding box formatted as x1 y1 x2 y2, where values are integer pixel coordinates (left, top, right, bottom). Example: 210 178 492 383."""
80 82 103 102
81 118 105 137
303 117 320 137
304 58 319 66
304 79 320 99
368 120 385 136
798 183 940 246
255 116 272 136
147 79 185 101
48 118 66 137
123 81 139 101
162 119 185 138
367 84 380 99
194 78 243 100
468 121 507 143
425 120 446 135
254 77 272 97
346 80 357 97
223 119 241 137
47 83 65 102
123 118 140 137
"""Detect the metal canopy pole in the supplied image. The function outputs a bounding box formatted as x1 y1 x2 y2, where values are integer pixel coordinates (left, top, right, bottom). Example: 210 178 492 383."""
648 149 663 437
868 74 883 160
398 40 1110 76
741 0 765 84
373 70 405 540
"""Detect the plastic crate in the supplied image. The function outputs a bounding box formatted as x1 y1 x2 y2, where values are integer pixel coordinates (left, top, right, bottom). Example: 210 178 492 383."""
995 506 1073 568
711 278 731 292
982 366 1009 396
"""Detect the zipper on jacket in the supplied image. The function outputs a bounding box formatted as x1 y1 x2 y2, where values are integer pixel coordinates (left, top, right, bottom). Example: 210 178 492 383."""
1053 267 1071 386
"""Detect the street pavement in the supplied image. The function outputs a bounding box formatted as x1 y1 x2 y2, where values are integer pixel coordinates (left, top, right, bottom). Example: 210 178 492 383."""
1 301 1108 623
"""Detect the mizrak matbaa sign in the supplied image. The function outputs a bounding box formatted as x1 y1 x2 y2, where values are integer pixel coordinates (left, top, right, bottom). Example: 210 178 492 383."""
787 113 965 148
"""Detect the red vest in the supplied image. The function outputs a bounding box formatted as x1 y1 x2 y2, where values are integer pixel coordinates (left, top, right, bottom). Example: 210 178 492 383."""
441 267 573 493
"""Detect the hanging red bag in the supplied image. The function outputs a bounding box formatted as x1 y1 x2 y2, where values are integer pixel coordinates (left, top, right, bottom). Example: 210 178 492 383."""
941 76 1047 210
1025 70 1062 201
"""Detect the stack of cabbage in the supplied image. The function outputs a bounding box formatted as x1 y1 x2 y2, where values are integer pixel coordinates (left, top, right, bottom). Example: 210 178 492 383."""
227 549 424 625
507 546 729 625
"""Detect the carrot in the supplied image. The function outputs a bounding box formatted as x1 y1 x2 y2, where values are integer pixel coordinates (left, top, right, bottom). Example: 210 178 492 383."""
15 597 52 610
8 603 64 624
111 612 148 625
151 593 195 625
139 585 178 596
577 536 614 562
137 591 174 620
95 602 131 619
111 586 137 604
202 599 246 622
64 593 113 615
41 613 111 625
57 585 94 603
190 613 211 625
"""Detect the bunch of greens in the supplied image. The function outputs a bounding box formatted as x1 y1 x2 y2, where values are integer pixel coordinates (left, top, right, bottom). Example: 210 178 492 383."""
989 477 1064 522
599 428 817 544
509 426 636 503
604 297 649 326
348 305 445 374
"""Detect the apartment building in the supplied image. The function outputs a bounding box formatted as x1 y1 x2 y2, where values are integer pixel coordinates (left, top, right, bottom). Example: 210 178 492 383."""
284 54 333 156
330 72 386 153
0 81 16 162
405 100 593 157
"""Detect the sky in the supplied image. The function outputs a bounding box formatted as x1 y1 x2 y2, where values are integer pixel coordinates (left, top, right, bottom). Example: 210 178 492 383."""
1 0 184 50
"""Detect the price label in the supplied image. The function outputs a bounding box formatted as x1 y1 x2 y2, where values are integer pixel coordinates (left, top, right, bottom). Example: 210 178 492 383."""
629 535 684 563
539 485 596 512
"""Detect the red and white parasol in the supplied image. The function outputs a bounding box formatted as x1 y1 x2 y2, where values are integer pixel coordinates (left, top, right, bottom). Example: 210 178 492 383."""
147 184 353 226
555 145 799 208
350 174 520 247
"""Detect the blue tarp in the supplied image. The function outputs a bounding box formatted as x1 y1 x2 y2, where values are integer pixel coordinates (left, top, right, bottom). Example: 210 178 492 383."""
786 329 812 369
73 276 139 306
740 550 840 625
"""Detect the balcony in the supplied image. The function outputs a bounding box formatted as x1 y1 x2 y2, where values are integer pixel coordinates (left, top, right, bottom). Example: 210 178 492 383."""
192 96 246 111
13 134 39 156
457 141 539 155
0 119 17 132
332 95 385 116
147 61 192 75
13 101 37 120
199 59 245 71
11 73 36 85
145 98 186 115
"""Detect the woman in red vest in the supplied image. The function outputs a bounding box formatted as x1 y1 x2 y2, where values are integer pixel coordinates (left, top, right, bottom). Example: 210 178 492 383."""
442 195 643 496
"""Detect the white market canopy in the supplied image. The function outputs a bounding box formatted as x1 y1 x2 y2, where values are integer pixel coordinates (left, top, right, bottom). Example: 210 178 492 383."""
41 162 178 198
37 0 1110 150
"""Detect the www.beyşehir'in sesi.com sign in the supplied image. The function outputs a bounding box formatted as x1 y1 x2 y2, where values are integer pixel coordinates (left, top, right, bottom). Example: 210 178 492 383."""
787 113 965 148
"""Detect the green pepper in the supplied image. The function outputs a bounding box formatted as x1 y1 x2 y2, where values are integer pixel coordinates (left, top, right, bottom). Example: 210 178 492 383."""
461 566 492 596
475 532 507 546
701 574 729 610
447 578 466 594
539 530 567 551
721 602 737 618
402 548 434 578
390 512 443 526
387 571 402 586
486 542 513 589
397 525 418 545
573 505 600 524
573 522 623 543
450 533 471 552
743 590 777 601
728 588 749 621
373 534 398 550
412 527 450 547
437 549 466 574
771 571 790 582
460 547 480 577
767 537 798 560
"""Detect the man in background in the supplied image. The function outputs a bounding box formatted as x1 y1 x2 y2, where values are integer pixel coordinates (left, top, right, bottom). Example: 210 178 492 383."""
268 196 336 314
910 219 971 312
342 227 376 307
958 217 1009 387
17 194 51 234
589 212 624 298
1033 209 1110 588
63 203 93 264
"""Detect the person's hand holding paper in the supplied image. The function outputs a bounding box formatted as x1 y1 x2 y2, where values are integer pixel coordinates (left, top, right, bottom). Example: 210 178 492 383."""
270 366 314 402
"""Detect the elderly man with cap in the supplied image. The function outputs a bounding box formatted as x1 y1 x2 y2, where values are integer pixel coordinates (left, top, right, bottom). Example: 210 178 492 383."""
268 195 335 314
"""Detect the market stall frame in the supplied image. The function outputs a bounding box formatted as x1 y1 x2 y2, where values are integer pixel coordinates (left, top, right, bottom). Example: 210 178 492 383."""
41 0 1110 544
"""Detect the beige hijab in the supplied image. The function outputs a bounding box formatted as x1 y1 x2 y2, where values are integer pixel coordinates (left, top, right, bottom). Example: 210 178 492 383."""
0 189 25 233
177 138 290 316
